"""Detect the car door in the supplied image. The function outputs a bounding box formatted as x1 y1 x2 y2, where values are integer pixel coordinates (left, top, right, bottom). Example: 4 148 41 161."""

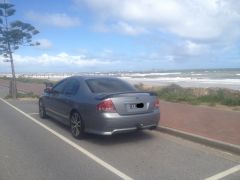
45 79 67 120
53 78 80 124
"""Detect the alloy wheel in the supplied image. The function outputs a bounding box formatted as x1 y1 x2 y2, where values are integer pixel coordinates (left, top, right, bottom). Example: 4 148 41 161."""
70 112 84 139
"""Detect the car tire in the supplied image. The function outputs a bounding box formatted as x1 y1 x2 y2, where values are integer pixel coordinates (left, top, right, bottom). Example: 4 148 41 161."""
70 111 85 139
39 100 47 119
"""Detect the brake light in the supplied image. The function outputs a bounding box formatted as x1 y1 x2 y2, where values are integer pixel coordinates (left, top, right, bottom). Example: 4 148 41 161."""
97 99 116 113
154 99 160 108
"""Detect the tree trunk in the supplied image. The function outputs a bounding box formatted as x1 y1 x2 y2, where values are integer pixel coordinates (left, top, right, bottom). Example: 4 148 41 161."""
3 0 17 99
9 47 17 99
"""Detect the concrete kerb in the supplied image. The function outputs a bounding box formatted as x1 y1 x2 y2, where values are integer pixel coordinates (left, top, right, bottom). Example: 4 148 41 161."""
157 126 240 156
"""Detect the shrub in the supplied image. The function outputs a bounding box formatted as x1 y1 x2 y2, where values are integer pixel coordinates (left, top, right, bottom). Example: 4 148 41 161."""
141 83 240 107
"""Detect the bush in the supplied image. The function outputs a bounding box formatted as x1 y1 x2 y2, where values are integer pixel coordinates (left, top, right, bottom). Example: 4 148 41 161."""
156 84 195 103
197 89 240 106
140 83 240 107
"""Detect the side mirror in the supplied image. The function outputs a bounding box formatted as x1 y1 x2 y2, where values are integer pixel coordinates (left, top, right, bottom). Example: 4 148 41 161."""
44 87 53 94
44 81 54 94
44 82 53 88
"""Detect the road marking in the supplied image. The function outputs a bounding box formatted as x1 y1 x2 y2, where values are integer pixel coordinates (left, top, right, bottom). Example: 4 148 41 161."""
205 164 240 180
28 112 39 115
0 98 134 180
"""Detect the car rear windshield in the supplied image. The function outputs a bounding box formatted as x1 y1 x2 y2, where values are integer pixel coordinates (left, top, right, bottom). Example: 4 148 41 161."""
86 78 136 93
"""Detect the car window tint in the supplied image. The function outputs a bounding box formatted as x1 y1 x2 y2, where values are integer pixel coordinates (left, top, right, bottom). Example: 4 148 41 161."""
64 79 79 95
86 78 135 93
52 80 66 94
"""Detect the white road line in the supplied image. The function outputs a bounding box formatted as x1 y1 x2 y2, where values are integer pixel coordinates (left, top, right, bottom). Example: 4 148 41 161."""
0 98 134 180
28 112 39 115
205 164 240 180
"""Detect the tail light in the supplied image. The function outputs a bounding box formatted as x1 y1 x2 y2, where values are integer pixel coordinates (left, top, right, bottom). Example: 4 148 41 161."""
154 99 160 109
97 99 116 113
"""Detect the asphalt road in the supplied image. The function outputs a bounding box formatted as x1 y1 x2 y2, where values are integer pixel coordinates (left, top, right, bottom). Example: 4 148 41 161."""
0 85 8 98
0 87 240 180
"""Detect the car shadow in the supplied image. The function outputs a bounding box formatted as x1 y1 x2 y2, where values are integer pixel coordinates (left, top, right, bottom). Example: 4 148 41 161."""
84 131 155 146
43 116 156 146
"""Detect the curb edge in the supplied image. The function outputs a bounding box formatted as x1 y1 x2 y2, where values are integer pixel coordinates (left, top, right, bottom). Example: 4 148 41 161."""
157 126 240 156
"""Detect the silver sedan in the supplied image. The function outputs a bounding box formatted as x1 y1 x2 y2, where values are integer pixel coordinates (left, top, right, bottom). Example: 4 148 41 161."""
39 76 160 139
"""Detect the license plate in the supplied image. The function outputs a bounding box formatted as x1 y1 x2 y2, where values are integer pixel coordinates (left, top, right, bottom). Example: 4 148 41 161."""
129 104 137 109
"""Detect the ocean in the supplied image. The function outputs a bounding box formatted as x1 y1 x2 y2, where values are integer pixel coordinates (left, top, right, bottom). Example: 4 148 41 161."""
118 68 240 90
1 68 240 90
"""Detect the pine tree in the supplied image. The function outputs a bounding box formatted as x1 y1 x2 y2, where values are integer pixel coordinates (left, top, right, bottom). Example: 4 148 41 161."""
0 0 39 98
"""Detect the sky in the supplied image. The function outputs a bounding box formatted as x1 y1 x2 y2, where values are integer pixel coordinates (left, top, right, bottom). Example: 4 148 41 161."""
0 0 240 72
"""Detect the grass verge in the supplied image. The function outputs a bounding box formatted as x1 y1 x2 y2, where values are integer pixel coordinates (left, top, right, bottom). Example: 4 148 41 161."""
0 76 53 84
5 92 39 99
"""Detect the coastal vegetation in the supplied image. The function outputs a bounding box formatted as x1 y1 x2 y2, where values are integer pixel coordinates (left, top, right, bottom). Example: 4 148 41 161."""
0 76 52 84
135 83 240 107
5 92 39 99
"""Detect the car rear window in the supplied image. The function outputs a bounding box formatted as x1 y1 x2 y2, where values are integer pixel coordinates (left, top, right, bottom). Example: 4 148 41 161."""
86 78 136 93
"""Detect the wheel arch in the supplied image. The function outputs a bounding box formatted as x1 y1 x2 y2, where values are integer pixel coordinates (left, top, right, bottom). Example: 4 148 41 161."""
69 108 85 127
69 108 86 134
38 96 46 105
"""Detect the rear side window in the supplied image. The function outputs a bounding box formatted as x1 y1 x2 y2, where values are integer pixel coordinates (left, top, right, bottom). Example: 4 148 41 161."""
52 80 66 94
64 79 79 95
86 78 135 93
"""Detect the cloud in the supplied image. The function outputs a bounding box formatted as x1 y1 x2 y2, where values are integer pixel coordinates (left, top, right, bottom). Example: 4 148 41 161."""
0 52 117 72
173 41 210 57
26 11 80 27
93 21 147 35
13 53 112 66
113 21 148 35
76 0 240 41
74 0 240 65
36 39 53 50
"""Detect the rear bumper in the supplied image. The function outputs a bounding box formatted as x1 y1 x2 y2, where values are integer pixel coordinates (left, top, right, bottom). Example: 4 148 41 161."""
85 110 160 135
102 124 157 135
